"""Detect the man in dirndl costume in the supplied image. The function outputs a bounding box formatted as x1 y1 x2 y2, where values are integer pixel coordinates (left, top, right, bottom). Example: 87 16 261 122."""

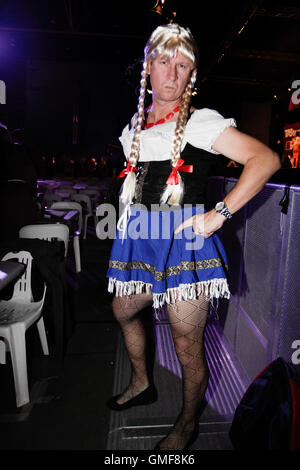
105 23 281 450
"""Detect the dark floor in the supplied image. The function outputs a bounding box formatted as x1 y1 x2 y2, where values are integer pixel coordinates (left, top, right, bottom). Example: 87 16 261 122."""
0 226 248 452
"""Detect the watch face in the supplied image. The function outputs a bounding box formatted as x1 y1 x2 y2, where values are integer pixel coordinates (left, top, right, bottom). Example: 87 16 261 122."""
215 201 225 211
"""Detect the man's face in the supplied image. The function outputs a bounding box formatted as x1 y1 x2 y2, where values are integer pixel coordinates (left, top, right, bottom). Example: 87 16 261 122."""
148 52 194 104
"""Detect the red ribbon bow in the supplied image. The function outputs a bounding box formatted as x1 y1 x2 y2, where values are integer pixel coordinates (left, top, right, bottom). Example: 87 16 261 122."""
166 159 193 185
117 163 138 179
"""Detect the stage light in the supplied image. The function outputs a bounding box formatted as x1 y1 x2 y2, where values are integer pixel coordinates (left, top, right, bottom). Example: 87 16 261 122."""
152 0 165 16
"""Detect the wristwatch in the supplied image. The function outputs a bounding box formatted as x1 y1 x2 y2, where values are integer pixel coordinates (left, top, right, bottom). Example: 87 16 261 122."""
214 201 232 219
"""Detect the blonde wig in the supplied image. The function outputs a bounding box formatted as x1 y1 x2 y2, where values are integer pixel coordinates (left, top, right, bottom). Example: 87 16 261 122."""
120 24 199 206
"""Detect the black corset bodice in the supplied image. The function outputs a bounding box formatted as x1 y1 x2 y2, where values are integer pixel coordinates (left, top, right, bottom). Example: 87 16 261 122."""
133 143 217 209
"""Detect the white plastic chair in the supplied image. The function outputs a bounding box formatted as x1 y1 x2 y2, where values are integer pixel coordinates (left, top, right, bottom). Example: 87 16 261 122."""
50 202 82 272
91 186 109 203
55 187 77 193
71 193 96 239
54 188 76 200
19 224 69 258
80 189 100 197
79 189 102 208
43 192 62 208
79 189 103 222
0 251 48 407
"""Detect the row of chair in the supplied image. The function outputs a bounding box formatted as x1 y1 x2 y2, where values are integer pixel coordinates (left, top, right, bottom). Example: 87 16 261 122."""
0 180 109 408
0 214 80 407
41 192 99 240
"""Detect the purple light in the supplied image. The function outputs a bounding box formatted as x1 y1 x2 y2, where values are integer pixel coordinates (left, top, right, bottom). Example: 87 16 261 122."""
64 210 78 220
0 270 8 280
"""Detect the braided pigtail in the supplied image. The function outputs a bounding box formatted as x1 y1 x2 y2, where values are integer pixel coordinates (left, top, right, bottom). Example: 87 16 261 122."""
119 60 148 205
160 69 197 205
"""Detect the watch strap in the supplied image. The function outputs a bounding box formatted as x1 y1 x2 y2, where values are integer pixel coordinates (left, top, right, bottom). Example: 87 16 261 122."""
219 206 232 219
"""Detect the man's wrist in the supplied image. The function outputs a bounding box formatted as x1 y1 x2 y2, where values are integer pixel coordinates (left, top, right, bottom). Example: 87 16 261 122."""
214 201 232 219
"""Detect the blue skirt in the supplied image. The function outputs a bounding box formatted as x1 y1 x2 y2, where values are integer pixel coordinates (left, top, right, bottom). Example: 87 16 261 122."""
107 205 230 309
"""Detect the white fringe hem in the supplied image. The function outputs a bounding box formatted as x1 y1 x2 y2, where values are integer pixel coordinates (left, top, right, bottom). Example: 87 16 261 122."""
108 277 230 310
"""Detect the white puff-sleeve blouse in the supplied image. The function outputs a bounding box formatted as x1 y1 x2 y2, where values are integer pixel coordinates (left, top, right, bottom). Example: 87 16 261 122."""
119 108 237 163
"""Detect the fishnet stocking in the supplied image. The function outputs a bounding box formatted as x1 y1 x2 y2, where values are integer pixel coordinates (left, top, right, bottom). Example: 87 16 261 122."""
112 293 153 405
112 294 209 450
158 296 209 450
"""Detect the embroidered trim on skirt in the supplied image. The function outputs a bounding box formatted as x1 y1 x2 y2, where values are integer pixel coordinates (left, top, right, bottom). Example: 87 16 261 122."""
107 205 230 309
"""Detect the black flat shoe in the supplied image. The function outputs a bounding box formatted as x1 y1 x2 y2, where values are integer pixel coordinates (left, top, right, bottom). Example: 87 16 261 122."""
154 425 199 451
106 384 158 411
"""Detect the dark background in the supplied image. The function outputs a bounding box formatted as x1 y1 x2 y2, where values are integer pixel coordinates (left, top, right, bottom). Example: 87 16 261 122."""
0 0 300 167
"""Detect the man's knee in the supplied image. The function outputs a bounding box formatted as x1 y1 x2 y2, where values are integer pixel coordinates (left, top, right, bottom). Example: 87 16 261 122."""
111 294 151 323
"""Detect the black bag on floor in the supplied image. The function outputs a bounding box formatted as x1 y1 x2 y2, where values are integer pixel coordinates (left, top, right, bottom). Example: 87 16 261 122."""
229 357 300 450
